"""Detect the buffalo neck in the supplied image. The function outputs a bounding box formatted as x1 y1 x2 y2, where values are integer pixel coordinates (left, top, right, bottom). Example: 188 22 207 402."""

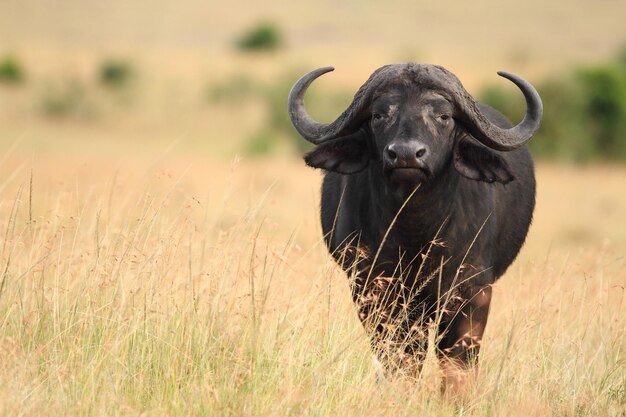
364 163 460 247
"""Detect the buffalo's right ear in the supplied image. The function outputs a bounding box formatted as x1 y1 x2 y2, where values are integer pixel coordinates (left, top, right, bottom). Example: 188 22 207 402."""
303 131 370 174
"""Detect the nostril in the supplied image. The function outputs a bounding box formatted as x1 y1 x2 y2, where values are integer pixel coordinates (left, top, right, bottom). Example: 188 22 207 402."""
386 148 397 160
415 148 426 158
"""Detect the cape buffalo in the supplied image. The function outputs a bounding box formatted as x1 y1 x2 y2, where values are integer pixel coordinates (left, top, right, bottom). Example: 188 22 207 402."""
288 64 542 392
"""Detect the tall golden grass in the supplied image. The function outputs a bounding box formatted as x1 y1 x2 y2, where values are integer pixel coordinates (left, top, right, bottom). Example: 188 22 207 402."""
0 149 623 416
0 1 624 414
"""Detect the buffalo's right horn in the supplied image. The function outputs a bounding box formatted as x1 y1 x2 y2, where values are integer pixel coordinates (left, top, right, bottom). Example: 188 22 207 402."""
288 65 397 144
288 67 335 144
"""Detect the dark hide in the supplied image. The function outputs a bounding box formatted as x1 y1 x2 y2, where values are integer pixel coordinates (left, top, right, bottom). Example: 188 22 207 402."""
290 64 540 382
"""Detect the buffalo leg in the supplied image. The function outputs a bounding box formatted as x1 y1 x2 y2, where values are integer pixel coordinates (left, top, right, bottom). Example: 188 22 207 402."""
436 284 493 394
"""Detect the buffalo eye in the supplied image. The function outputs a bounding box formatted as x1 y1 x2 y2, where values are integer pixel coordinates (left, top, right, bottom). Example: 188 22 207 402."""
439 114 450 121
372 113 383 121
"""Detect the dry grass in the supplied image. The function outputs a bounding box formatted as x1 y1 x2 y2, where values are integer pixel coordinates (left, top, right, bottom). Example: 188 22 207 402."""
0 145 623 416
0 2 624 414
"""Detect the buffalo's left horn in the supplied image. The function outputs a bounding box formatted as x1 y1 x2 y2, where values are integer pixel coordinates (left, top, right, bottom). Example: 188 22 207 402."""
458 71 543 151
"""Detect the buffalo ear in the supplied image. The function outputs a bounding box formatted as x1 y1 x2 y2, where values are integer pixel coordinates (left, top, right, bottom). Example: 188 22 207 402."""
304 132 370 174
453 135 515 184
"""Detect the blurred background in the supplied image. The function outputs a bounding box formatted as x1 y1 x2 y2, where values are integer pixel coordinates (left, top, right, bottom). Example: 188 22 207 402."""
1 0 625 161
1 0 625 261
0 2 624 415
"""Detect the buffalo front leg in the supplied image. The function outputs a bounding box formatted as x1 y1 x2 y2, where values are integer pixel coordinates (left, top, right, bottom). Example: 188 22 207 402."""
351 276 429 379
436 284 493 395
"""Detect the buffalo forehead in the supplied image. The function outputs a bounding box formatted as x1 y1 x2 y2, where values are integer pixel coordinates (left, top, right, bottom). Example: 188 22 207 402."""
374 89 452 113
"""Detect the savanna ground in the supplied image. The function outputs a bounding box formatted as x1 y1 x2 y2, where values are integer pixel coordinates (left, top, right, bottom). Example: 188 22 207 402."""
0 1 625 415
0 139 624 416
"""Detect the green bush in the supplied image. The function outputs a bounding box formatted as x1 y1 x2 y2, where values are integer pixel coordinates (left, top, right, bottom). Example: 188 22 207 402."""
260 70 353 153
236 22 282 52
243 131 275 156
576 64 626 159
208 69 353 155
0 55 25 84
479 50 626 161
40 78 93 118
99 59 134 89
263 72 302 143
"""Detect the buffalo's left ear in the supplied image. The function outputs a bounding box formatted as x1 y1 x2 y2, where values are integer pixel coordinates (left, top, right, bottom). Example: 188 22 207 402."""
303 131 370 174
453 136 515 184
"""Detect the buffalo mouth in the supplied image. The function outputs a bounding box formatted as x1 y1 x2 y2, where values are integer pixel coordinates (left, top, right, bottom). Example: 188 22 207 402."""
386 166 430 183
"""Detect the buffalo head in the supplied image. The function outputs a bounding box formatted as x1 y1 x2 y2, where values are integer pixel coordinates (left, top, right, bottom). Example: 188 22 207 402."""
288 64 542 188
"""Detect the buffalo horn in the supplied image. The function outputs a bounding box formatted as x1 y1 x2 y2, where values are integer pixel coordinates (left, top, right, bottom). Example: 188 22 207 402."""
458 71 543 151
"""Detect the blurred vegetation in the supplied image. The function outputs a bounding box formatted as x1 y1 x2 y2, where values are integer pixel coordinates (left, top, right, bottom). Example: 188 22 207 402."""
0 55 25 84
207 74 258 104
208 48 626 161
243 131 275 156
235 22 282 52
2 45 624 162
99 59 134 89
208 70 352 155
40 78 94 119
480 49 626 162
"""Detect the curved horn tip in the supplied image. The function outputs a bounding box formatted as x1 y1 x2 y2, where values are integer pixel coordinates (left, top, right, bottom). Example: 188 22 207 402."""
307 66 335 77
496 70 543 114
462 70 543 151
496 71 538 94
496 71 531 87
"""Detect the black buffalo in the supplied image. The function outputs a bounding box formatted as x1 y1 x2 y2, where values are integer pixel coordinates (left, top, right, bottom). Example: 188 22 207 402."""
288 64 542 391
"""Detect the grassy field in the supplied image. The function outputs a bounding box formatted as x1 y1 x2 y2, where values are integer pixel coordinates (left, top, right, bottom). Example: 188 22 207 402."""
0 1 625 415
0 145 623 416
